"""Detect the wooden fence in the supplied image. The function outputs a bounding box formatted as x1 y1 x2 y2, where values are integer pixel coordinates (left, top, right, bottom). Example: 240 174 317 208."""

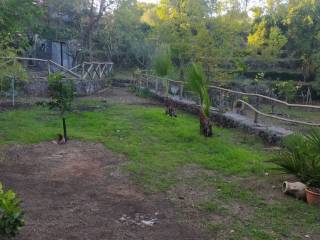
0 57 113 82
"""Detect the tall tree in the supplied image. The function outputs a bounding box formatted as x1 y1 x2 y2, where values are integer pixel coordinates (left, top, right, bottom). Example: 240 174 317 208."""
286 0 320 81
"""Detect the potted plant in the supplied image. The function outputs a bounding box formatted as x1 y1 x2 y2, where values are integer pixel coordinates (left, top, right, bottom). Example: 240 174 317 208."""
272 129 320 206
187 63 213 137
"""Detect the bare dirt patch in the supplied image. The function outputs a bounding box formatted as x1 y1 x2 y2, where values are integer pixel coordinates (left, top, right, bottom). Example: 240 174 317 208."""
0 141 208 240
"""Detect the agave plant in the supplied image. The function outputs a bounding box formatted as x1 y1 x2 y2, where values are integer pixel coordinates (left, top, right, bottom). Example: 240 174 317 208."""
187 63 212 137
272 129 320 188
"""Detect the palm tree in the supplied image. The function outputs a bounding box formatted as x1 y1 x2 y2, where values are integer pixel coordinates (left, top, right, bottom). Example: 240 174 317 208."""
187 63 212 137
153 45 176 117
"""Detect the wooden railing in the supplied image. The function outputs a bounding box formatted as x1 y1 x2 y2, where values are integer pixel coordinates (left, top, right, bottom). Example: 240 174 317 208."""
0 57 113 82
134 71 320 127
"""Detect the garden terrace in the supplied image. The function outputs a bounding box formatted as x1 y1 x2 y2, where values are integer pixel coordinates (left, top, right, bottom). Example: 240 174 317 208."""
0 87 319 240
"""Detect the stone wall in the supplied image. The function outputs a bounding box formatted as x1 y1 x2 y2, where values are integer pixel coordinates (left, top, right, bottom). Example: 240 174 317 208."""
23 78 107 96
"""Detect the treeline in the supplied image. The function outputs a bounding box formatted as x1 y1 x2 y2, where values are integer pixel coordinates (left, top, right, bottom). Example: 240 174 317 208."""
1 0 320 92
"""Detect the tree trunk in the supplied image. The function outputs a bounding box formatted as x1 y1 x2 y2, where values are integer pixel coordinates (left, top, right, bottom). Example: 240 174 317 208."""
199 110 213 137
165 97 177 117
62 117 67 142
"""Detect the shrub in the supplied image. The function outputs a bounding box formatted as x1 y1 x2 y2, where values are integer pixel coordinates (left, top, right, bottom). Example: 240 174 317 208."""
0 183 24 239
272 80 298 102
153 45 172 77
272 129 320 188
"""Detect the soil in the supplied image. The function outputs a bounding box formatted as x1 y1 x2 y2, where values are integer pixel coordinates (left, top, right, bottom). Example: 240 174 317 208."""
81 87 160 106
0 141 208 240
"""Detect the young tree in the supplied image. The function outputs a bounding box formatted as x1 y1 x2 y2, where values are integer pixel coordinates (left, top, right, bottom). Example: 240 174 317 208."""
48 73 74 143
187 63 212 137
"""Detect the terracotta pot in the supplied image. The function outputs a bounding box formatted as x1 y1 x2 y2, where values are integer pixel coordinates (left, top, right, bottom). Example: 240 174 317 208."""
306 188 320 207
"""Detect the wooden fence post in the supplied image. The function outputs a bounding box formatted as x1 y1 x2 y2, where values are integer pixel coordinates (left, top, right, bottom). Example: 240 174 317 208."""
180 83 184 99
146 75 149 88
155 78 159 92
254 96 260 124
219 90 224 111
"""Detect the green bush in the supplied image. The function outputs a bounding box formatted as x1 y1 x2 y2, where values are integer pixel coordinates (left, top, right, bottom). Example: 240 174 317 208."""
0 183 24 239
48 72 74 115
153 45 172 77
273 80 298 102
272 130 320 188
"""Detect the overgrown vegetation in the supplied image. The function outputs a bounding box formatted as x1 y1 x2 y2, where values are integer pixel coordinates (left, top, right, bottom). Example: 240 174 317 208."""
272 129 320 188
2 0 320 100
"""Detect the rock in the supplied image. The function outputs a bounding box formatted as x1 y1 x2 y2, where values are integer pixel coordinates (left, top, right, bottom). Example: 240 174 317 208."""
141 219 157 226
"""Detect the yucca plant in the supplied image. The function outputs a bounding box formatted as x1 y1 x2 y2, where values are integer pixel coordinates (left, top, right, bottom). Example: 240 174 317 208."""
272 129 320 188
187 63 212 137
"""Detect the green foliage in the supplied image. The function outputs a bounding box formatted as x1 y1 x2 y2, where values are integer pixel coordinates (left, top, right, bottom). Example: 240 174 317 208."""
187 63 210 116
273 80 298 102
286 0 320 81
0 183 24 239
272 129 320 188
48 73 74 116
266 26 288 57
254 72 264 85
153 44 172 77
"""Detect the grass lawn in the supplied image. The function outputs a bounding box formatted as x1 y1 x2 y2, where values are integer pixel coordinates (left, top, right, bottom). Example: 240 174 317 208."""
0 98 319 239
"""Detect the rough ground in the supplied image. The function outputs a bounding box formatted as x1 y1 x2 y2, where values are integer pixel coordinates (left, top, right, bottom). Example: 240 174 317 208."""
0 141 207 240
0 88 208 240
1 88 318 240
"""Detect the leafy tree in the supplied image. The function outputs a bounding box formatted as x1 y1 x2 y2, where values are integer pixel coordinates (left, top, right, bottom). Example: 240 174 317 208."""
286 0 320 81
97 0 153 67
48 73 74 143
155 0 209 81
266 26 288 57
0 0 41 54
